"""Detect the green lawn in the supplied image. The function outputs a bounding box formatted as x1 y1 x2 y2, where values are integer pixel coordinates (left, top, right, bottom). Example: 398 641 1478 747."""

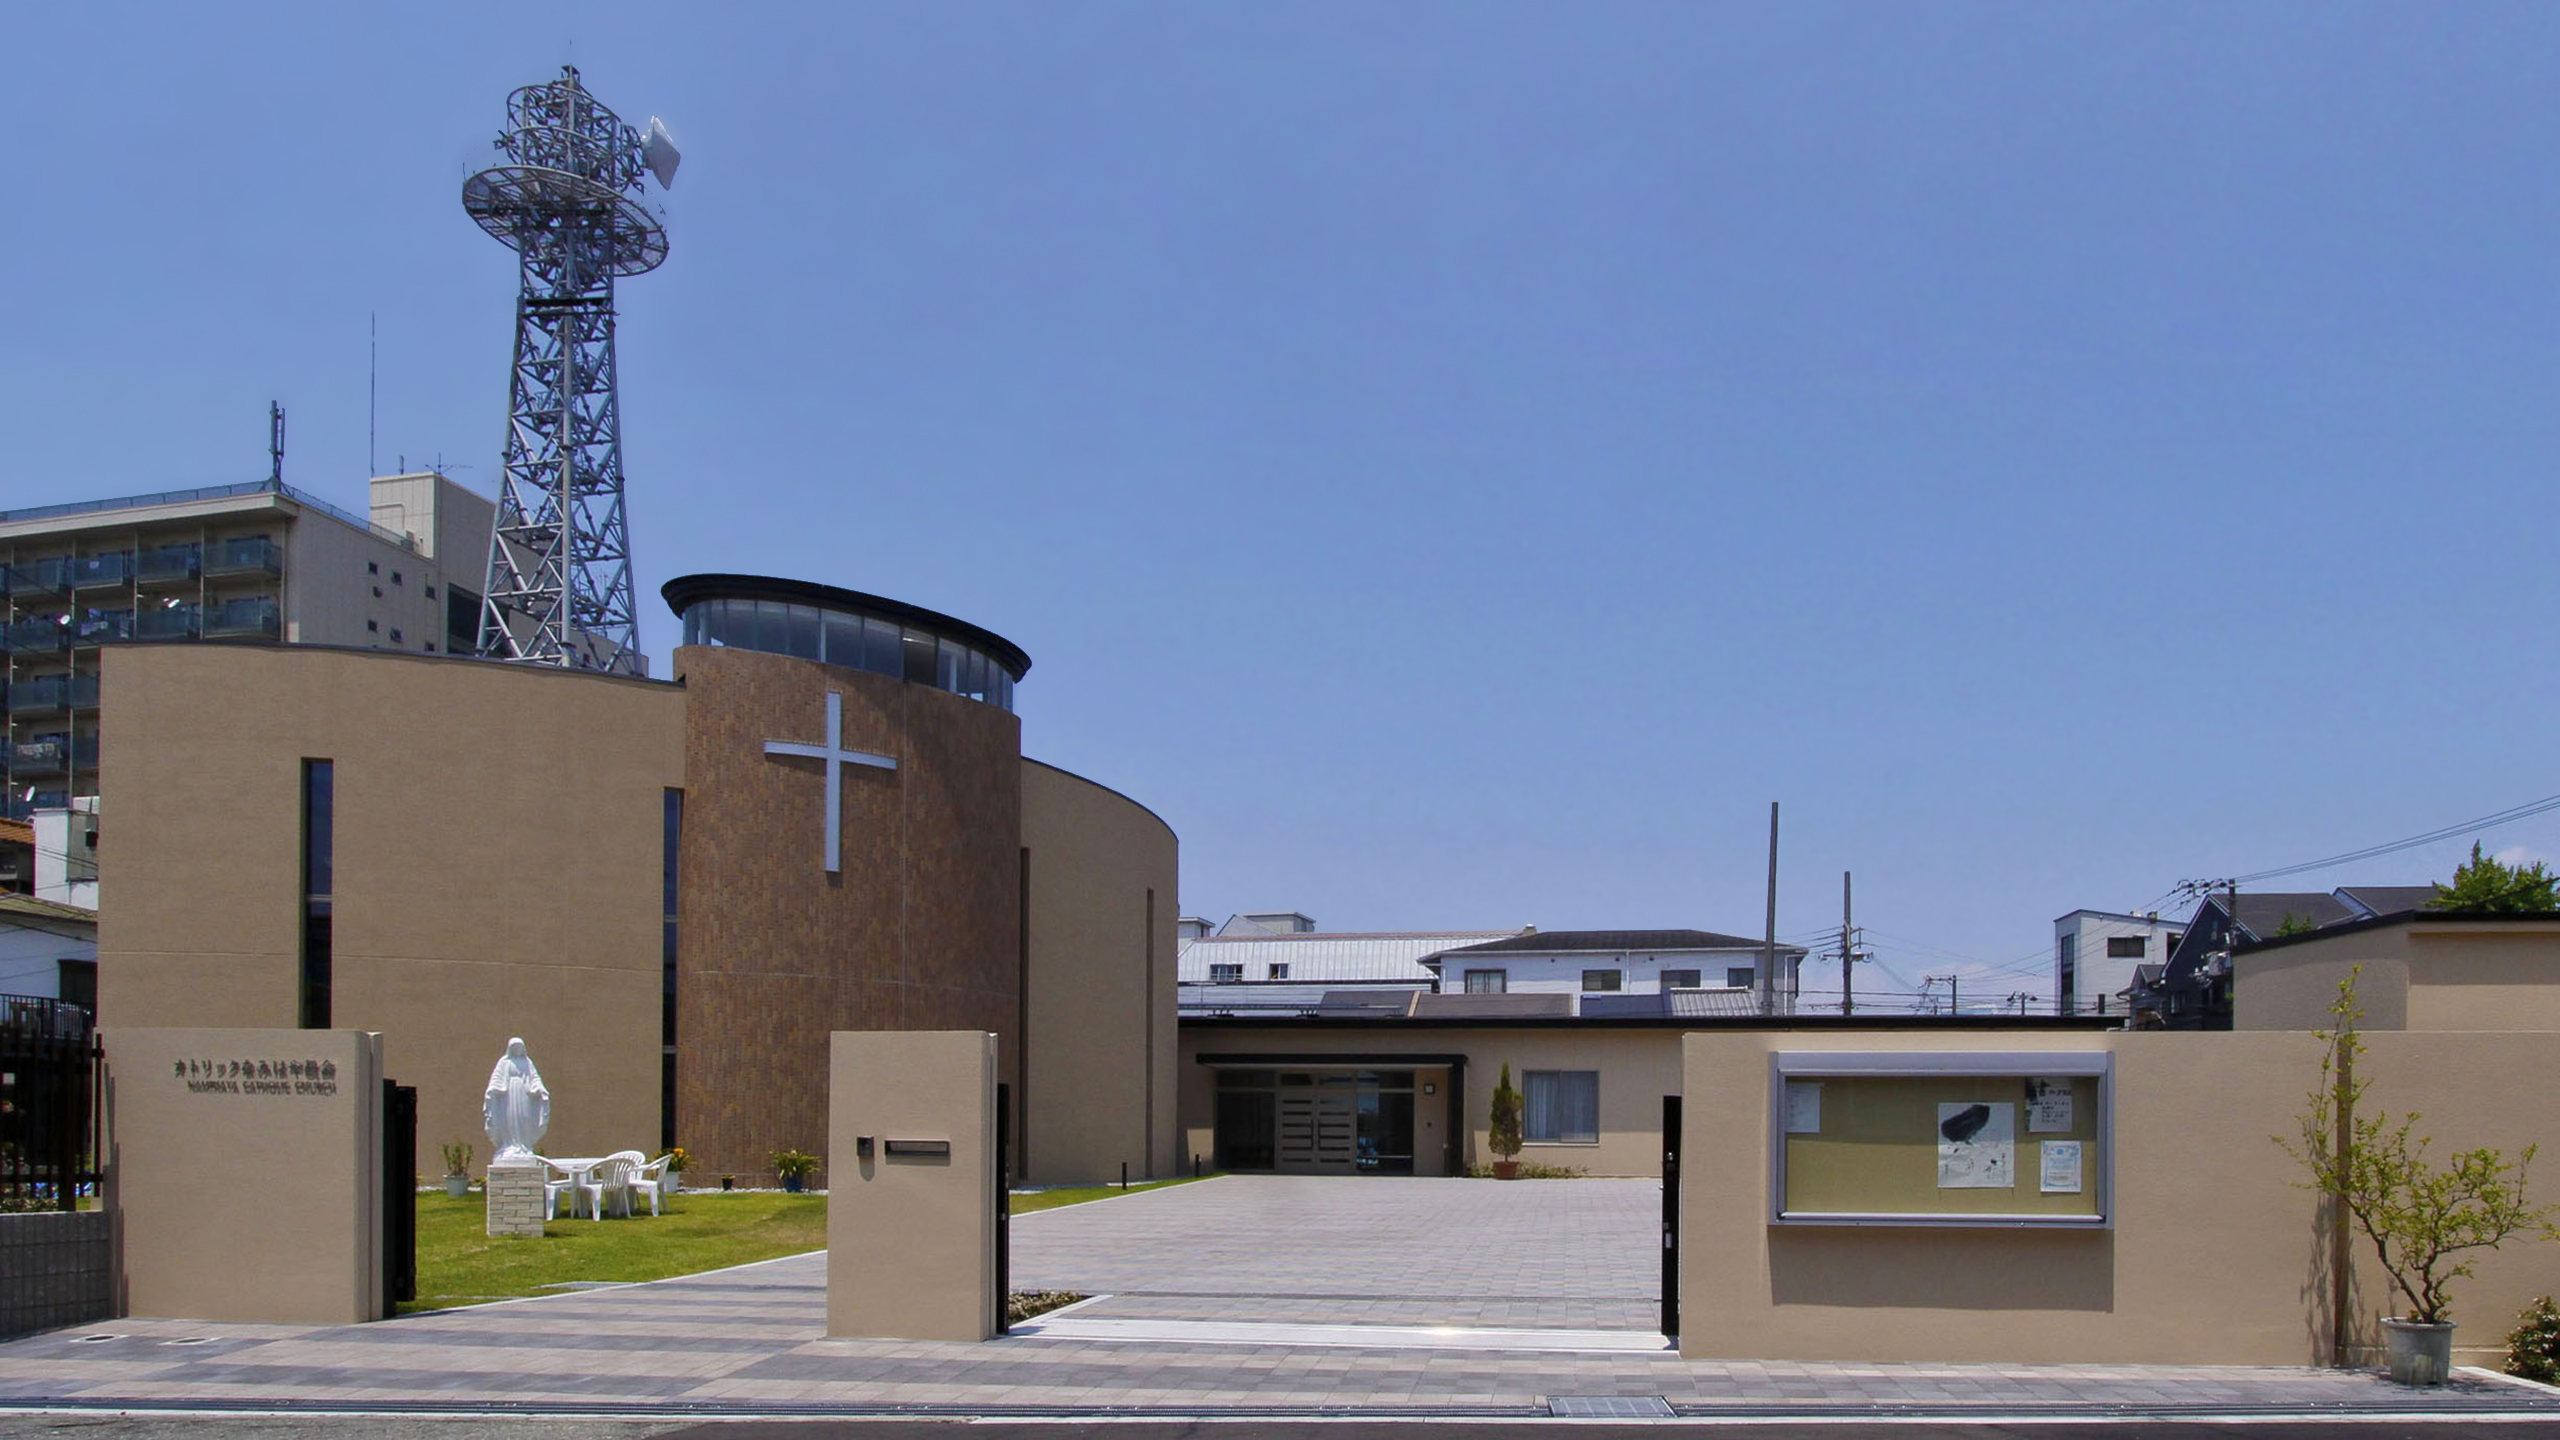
406 1189 825 1313
406 1173 1215 1313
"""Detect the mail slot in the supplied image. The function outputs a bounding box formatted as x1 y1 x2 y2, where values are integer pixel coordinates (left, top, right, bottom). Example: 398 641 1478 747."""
883 1139 950 1158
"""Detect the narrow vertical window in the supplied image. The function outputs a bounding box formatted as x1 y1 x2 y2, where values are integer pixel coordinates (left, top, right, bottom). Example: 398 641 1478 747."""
662 788 683 1151
300 760 334 1028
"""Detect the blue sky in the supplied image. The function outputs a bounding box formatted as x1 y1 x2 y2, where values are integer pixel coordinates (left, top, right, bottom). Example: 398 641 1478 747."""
6 5 2557 1008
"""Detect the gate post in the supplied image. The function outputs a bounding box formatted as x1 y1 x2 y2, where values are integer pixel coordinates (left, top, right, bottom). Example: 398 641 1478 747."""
827 1030 1000 1341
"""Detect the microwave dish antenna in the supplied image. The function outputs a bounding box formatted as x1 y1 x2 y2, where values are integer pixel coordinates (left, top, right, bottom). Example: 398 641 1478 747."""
465 65 674 675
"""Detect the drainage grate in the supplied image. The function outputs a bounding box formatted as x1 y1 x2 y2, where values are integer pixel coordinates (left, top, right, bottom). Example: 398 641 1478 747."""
1549 1395 1675 1418
67 1335 122 1345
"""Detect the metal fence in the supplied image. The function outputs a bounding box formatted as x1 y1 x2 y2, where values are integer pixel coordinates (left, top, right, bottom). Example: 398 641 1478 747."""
0 996 103 1212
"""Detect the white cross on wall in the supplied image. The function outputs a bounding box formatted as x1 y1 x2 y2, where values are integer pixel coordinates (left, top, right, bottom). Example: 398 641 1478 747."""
763 690 897 873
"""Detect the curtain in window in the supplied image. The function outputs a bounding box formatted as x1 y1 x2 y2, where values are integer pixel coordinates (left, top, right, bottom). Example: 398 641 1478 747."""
1524 1070 1598 1143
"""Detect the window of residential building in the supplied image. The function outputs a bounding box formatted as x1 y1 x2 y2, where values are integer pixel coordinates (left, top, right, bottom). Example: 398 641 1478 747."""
1209 963 1243 984
2106 935 2146 958
1726 965 1756 989
1267 963 1289 980
1524 1070 1599 1144
1463 969 1506 994
1581 969 1622 993
1661 969 1701 989
2058 932 2078 1009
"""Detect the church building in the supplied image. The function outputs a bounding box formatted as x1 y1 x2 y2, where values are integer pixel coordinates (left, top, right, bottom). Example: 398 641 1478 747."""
98 573 1177 1187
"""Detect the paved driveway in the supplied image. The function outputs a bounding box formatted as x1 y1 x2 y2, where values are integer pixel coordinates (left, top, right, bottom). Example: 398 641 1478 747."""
1012 1175 1662 1330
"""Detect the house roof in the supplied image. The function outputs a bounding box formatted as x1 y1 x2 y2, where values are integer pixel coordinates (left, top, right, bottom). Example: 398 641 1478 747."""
0 894 96 927
1435 928 1804 958
2225 892 2356 941
2335 886 2439 919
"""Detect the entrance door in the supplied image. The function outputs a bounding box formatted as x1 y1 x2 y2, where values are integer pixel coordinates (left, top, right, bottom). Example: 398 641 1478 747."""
1277 1080 1357 1172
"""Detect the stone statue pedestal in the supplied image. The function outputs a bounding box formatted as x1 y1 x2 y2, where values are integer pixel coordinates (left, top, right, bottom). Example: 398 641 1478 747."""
485 1160 547 1238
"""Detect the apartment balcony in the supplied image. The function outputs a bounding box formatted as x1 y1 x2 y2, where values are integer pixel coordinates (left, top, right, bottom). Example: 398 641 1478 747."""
7 559 67 599
203 537 283 580
2 616 67 655
66 553 133 591
5 674 99 715
2 736 68 770
204 596 280 639
0 793 67 822
68 611 135 648
137 603 201 640
136 544 201 586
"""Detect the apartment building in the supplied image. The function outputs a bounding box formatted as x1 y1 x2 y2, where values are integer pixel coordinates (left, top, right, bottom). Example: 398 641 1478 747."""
0 473 494 817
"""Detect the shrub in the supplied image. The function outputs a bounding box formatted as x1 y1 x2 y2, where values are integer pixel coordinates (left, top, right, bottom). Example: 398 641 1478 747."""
770 1148 820 1183
2284 967 2555 1324
439 1140 474 1176
1489 1063 1524 1161
2509 1296 2560 1382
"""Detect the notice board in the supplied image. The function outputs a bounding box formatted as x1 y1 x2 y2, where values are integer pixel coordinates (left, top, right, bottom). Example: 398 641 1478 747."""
1771 1053 2110 1226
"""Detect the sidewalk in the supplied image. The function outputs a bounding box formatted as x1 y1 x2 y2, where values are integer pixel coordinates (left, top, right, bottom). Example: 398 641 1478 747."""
0 1254 2553 1419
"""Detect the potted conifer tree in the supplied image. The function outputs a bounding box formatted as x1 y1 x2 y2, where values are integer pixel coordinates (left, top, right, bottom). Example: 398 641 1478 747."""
1489 1064 1525 1181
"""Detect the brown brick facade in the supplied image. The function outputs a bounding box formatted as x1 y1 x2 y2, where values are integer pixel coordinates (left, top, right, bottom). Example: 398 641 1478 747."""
671 644 1022 1185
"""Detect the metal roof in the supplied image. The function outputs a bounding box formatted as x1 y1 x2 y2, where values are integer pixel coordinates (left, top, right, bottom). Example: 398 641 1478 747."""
1434 928 1804 958
1177 931 1525 984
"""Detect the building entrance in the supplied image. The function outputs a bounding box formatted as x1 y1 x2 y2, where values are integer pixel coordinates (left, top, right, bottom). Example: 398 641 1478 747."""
1209 1064 1448 1175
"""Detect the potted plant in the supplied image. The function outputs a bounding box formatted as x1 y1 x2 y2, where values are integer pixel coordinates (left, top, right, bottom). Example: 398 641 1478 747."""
662 1146 689 1195
771 1148 820 1194
439 1140 474 1199
1488 1064 1525 1181
2287 969 2554 1384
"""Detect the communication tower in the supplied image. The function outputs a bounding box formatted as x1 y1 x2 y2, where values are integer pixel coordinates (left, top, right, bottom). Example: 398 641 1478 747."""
463 66 679 674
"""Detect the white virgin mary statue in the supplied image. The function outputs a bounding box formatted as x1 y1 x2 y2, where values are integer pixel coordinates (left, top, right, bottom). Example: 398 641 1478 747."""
482 1037 551 1162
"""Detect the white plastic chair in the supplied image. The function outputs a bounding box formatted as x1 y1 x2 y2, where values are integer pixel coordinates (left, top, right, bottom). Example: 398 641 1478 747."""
535 1156 580 1220
629 1154 676 1216
577 1152 643 1222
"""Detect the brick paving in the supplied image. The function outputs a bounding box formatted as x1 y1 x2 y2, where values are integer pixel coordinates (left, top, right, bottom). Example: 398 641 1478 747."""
0 1177 2551 1416
1012 1174 1661 1327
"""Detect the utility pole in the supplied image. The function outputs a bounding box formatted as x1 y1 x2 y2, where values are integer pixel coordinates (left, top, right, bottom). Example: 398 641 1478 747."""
1924 973 1960 1016
1760 803 1781 1017
1839 870 1857 1017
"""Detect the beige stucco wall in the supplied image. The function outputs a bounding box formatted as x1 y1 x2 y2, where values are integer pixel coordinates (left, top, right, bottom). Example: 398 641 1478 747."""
827 1030 998 1342
99 644 682 1178
1020 760 1178 1184
2238 921 2560 1032
1680 1029 2560 1366
1177 1025 1682 1177
104 1028 384 1325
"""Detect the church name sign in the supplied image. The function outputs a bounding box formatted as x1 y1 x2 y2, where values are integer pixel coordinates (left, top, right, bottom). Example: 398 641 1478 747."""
172 1057 340 1097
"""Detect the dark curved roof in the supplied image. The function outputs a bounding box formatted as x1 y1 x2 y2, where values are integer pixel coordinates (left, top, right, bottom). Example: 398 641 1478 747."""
660 573 1030 678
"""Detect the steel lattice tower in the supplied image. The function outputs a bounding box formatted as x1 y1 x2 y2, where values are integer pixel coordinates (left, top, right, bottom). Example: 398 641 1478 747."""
463 67 674 674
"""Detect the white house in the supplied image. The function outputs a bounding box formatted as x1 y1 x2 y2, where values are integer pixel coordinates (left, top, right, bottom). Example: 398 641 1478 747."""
2051 909 2185 1016
1423 929 1810 1015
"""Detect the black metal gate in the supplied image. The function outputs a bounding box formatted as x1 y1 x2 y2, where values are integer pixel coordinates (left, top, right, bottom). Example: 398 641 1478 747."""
0 997 102 1212
993 1081 1012 1333
1660 1093 1680 1340
382 1081 416 1315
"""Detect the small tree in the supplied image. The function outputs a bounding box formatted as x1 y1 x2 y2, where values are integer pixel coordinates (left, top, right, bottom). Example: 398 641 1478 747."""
1489 1064 1524 1162
2285 968 2554 1325
2429 841 2560 913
